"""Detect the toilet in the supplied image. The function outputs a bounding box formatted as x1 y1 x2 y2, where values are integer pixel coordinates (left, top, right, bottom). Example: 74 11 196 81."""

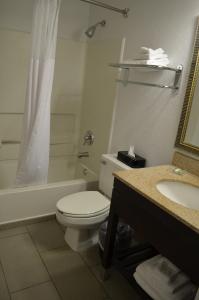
56 154 130 251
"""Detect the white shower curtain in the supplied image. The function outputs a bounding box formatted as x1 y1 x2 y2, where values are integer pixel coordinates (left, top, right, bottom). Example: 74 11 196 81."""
16 0 61 186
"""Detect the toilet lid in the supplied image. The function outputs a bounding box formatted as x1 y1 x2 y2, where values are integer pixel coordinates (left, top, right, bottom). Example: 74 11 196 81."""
57 191 110 217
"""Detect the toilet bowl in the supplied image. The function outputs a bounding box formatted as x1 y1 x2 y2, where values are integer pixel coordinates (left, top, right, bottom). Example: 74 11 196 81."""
56 154 131 252
56 191 110 251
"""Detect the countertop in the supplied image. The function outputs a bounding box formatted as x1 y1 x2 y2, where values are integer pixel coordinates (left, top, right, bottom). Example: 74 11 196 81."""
113 165 199 234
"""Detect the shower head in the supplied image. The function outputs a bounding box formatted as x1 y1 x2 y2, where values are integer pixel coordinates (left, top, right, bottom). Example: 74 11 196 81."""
85 20 106 38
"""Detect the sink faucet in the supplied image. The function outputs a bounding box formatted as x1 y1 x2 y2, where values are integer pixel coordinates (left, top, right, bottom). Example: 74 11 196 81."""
173 167 185 175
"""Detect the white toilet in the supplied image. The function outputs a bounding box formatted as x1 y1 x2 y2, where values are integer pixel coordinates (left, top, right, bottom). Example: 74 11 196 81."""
56 154 130 251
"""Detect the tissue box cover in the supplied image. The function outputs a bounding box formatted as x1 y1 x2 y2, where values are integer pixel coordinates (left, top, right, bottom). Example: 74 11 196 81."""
117 151 146 168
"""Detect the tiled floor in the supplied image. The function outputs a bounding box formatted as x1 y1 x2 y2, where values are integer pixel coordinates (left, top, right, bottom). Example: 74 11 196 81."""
0 219 141 300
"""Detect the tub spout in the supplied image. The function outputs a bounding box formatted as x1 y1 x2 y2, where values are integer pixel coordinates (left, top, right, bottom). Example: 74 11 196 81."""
78 152 89 158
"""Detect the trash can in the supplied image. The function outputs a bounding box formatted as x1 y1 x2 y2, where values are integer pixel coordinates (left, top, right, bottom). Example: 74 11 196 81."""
99 220 137 253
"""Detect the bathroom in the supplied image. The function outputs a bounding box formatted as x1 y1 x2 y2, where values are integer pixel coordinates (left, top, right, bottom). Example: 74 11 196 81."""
0 0 199 299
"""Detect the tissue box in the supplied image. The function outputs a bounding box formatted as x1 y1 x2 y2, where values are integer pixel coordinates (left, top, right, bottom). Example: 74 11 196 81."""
117 151 146 168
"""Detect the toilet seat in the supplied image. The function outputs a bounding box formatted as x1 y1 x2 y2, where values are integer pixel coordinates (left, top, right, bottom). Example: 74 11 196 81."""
60 206 109 218
56 191 110 218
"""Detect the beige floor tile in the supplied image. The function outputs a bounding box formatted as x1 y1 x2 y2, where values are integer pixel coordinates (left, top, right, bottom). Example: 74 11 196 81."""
41 248 107 300
11 281 60 300
0 233 50 292
92 265 141 300
0 226 27 239
0 263 10 300
80 245 101 267
27 220 66 253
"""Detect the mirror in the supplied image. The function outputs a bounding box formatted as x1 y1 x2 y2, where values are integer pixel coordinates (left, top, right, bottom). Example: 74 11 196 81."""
176 17 199 155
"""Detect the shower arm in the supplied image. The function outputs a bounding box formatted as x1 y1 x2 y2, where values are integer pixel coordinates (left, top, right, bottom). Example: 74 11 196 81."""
80 0 129 17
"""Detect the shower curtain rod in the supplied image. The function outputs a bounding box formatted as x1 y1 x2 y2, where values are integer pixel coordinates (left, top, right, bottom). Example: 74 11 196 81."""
80 0 129 17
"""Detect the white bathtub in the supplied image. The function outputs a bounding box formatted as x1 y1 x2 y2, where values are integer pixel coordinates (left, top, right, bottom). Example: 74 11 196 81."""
0 161 98 226
0 179 87 225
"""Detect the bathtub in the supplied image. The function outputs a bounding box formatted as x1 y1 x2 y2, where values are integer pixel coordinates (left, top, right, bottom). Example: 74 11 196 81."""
0 163 98 226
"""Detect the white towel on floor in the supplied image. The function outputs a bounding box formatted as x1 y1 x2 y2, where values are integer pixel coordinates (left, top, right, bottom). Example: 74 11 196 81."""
134 271 196 300
136 255 192 293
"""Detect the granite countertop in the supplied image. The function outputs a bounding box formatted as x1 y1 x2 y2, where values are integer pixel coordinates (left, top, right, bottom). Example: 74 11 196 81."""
113 165 199 234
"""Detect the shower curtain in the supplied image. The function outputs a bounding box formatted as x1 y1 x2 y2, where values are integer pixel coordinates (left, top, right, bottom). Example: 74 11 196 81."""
15 0 61 186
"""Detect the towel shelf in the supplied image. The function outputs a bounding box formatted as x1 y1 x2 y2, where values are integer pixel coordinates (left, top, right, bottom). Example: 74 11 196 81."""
110 63 182 72
116 79 178 90
110 63 183 90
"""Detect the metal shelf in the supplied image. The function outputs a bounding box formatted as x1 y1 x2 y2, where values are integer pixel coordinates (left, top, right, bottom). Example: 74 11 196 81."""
110 63 182 72
110 63 183 90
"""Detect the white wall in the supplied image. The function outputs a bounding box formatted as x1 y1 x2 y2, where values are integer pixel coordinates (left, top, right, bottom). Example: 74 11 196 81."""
0 0 90 40
77 39 122 175
89 0 199 166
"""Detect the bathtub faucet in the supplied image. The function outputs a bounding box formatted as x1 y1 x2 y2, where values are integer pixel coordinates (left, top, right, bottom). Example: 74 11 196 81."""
78 152 89 158
83 130 94 145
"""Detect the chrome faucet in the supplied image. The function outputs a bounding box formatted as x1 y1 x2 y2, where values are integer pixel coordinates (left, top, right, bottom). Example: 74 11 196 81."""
78 152 89 158
173 167 185 175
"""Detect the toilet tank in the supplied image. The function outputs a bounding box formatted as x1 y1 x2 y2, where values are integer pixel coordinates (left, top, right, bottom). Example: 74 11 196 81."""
99 154 131 198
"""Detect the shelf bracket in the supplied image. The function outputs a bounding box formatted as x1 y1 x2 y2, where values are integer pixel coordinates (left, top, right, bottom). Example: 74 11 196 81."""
116 79 179 90
123 68 130 86
173 64 183 89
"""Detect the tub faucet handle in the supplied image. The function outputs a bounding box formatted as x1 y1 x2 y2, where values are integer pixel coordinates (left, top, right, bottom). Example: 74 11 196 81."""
83 130 94 145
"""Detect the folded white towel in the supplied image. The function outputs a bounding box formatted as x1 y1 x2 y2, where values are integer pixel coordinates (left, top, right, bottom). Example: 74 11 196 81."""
195 290 199 300
122 58 169 66
134 272 163 300
135 53 168 60
137 59 169 66
140 47 165 55
136 268 196 299
134 271 196 300
136 255 191 293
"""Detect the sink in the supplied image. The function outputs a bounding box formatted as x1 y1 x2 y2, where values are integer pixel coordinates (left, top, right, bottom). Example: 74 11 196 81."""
156 180 199 210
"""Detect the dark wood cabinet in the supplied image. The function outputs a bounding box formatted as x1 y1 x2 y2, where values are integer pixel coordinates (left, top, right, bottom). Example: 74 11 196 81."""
103 178 199 285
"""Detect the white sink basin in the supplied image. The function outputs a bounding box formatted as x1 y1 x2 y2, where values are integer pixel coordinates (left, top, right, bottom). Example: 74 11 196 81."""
156 180 199 210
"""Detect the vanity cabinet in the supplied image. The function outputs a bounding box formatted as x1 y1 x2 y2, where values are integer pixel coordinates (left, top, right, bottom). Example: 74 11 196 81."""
103 178 199 285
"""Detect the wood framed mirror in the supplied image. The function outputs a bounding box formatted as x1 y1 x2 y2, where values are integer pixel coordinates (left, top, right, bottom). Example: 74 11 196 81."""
176 17 199 155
